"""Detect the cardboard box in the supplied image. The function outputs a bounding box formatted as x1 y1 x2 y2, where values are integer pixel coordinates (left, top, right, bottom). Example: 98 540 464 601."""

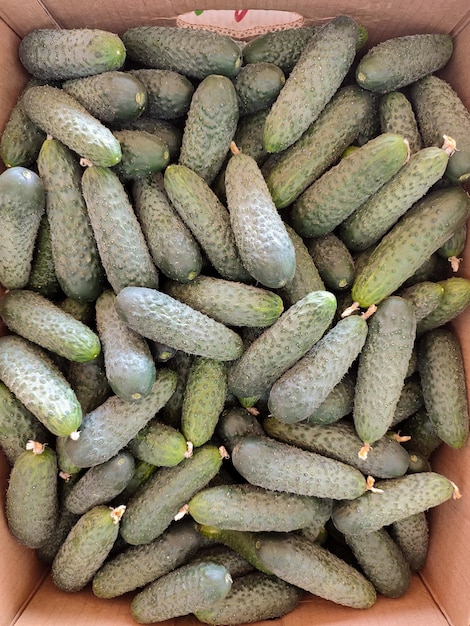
0 1 469 625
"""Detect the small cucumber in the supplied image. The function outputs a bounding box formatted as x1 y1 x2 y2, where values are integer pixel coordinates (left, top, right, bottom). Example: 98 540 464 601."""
390 512 429 572
128 418 191 467
122 116 183 161
399 280 445 323
111 129 170 181
379 91 422 154
307 233 355 291
129 69 195 119
242 26 317 73
233 62 285 116
416 277 470 334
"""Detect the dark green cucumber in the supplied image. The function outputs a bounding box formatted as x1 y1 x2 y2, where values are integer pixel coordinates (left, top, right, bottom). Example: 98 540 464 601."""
417 327 469 448
217 407 266 452
339 143 451 252
114 286 244 362
95 289 156 402
307 233 355 291
255 532 376 609
355 33 453 93
231 435 367 500
390 512 429 572
263 417 410 479
26 213 62 299
290 132 409 238
37 137 105 301
160 350 193 428
400 408 442 459
19 28 126 80
120 444 224 545
390 375 424 427
64 450 135 514
92 518 203 598
6 442 59 548
232 108 270 166
111 129 169 181
129 68 194 119
417 277 470 334
122 26 242 79
227 290 337 400
233 62 285 116
163 164 250 282
164 275 284 328
265 84 376 208
81 165 159 293
0 335 82 437
351 186 470 308
263 15 359 153
62 368 177 468
0 288 101 362
121 116 183 161
353 296 417 450
128 418 191 467
23 85 122 166
306 371 356 425
268 314 368 424
194 571 303 625
118 459 157 502
66 352 111 417
51 504 125 592
242 26 317 73
379 91 423 154
399 281 445 323
438 223 467 269
0 166 45 289
332 472 457 535
225 146 296 288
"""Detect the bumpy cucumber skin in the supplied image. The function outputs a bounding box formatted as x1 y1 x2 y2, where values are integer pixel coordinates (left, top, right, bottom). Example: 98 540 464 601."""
231 435 367 500
225 151 296 288
163 164 250 282
92 518 203 598
390 512 429 572
23 86 122 167
234 62 285 116
390 375 424 427
379 91 422 154
120 445 223 546
6 445 58 549
339 145 450 252
128 419 189 467
344 528 412 598
227 290 337 399
115 286 244 362
332 472 455 535
129 69 194 119
400 408 442 459
417 327 469 448
438 223 467 261
122 26 242 79
194 571 303 625
263 417 410 479
268 314 368 424
232 108 270 166
0 289 101 363
306 372 355 425
122 116 183 162
290 133 409 238
242 27 317 73
0 336 82 437
95 289 156 402
19 28 126 80
266 84 376 209
111 130 169 181
37 137 105 301
399 281 445 324
0 166 45 289
353 296 417 446
351 186 470 308
255 533 376 609
26 213 62 299
63 368 177 468
51 505 122 592
417 277 470 334
81 165 159 293
307 233 355 291
217 407 266 452
66 353 112 415
263 16 359 153
356 33 453 93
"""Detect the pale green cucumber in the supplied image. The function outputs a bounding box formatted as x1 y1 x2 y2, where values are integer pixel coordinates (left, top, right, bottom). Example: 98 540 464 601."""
128 418 191 467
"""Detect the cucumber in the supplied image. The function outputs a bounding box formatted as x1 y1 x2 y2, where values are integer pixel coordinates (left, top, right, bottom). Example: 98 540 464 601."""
416 277 470 334
231 435 367 500
268 314 368 424
118 459 157 503
164 275 284 328
23 85 122 167
399 280 445 323
129 69 194 119
0 166 45 289
227 290 337 400
242 26 317 73
390 375 424 427
0 335 82 437
120 116 183 162
95 289 156 401
390 512 429 572
26 213 62 299
265 84 376 208
128 419 191 467
217 407 266 452
114 286 244 362
0 288 101 362
189 544 255 579
62 368 177 468
66 355 111 416
355 33 453 93
417 327 469 448
111 129 169 181
6 442 59 548
438 223 467 271
51 504 125 592
306 371 356 425
160 350 194 428
225 145 296 288
307 233 355 291
62 71 147 123
231 108 270 166
350 185 470 308
399 408 442 459
130 561 232 623
233 62 285 116
379 91 423 154
81 165 159 293
122 26 242 79
255 532 377 609
92 518 203 598
263 15 359 153
36 137 105 302
290 132 409 238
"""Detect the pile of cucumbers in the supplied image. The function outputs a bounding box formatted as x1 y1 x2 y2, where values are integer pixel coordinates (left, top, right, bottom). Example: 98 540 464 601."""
1 13 470 624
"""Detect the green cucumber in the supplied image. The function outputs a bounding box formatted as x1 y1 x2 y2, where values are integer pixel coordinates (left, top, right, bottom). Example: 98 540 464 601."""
66 353 112 415
438 223 467 270
390 512 429 572
128 419 191 467
217 407 266 452
160 351 193 428
356 33 453 93
390 375 424 427
399 408 442 459
189 544 255 579
416 277 470 334
111 129 169 181
290 132 409 238
231 108 270 166
233 62 285 116
129 68 194 119
26 213 62 299
399 280 445 323
306 371 356 425
242 26 317 73
307 233 355 291
263 15 359 153
379 91 423 154
121 116 183 161
118 459 157 502
351 185 470 308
